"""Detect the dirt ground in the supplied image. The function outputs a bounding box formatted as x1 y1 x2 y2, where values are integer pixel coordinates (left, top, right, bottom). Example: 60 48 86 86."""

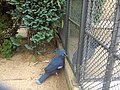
0 42 68 90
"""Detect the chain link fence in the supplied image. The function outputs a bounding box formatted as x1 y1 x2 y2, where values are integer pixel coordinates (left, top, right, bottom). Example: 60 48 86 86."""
60 0 120 90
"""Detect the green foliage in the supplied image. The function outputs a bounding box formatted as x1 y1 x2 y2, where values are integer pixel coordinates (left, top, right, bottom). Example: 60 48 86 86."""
31 55 37 62
0 12 12 44
0 35 21 58
10 35 21 47
0 39 12 58
31 30 53 45
9 0 66 53
0 2 21 58
25 44 36 51
0 15 7 33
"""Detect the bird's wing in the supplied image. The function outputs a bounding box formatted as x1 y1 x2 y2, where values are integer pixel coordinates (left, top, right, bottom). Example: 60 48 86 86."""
45 57 64 73
45 60 63 73
57 66 63 69
45 63 61 73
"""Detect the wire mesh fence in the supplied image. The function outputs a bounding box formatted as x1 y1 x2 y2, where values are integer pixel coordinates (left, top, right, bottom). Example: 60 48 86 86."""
78 0 120 90
60 0 120 90
67 0 82 63
59 0 83 62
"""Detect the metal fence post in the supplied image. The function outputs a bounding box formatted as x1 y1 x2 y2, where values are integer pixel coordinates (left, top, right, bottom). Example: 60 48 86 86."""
64 0 70 54
102 1 120 90
76 0 88 83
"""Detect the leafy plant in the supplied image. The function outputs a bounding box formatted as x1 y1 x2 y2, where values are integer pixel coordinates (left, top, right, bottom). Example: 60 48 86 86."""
9 0 66 53
0 1 21 58
0 39 12 58
10 35 21 50
0 12 12 45
0 35 21 58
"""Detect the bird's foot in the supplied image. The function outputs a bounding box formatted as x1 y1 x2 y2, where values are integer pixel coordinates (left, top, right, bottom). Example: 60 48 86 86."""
55 72 58 76
55 72 59 78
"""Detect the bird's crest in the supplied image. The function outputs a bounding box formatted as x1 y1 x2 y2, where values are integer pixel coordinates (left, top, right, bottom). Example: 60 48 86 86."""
55 49 65 56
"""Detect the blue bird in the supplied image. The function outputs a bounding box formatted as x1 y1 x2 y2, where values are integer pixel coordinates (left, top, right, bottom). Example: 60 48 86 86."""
0 83 11 90
36 49 65 85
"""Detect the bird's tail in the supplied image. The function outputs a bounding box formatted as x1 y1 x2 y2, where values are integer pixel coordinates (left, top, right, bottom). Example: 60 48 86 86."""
36 73 50 85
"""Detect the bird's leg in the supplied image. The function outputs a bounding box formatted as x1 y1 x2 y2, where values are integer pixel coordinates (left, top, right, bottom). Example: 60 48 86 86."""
55 72 59 78
55 72 58 76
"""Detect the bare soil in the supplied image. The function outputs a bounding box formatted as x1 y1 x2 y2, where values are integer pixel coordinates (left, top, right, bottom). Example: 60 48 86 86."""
0 40 68 90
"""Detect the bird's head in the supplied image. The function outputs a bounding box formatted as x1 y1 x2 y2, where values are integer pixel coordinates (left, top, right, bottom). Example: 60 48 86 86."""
55 49 66 57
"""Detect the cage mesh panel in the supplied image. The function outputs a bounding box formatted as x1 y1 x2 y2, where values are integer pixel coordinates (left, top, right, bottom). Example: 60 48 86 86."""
70 0 82 24
80 37 108 90
109 58 120 90
68 22 79 62
86 0 116 47
78 0 120 90
61 0 120 89
67 0 82 63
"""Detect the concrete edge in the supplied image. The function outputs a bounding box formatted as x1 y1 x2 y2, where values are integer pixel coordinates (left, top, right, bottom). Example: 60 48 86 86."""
64 58 80 90
57 41 80 90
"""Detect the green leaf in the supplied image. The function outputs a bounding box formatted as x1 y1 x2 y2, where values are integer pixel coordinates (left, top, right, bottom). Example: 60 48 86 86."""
10 37 20 47
31 55 37 62
0 39 13 58
25 44 35 51
16 34 23 39
57 0 61 9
